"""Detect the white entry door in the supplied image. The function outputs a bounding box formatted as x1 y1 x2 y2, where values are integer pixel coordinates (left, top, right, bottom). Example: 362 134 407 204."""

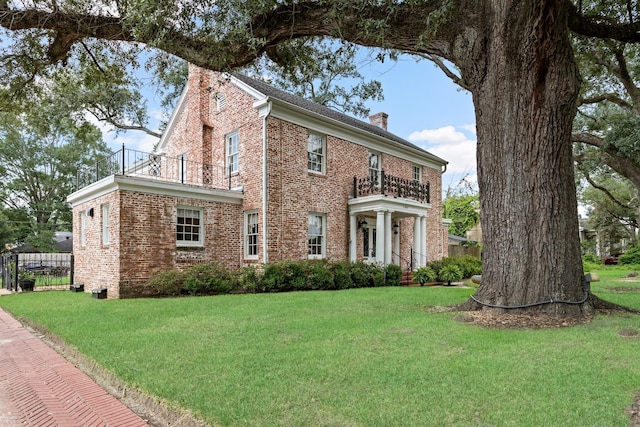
363 225 377 263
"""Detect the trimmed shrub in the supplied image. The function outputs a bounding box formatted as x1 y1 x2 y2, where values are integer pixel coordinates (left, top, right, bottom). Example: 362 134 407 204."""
144 269 185 296
350 261 372 288
183 262 239 295
331 261 354 289
239 266 261 293
413 267 436 286
308 260 334 290
371 265 386 287
619 246 640 265
385 264 402 286
582 253 601 265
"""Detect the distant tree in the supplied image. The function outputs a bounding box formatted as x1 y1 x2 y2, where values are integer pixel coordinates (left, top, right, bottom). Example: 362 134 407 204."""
443 194 480 238
0 101 110 246
580 173 638 254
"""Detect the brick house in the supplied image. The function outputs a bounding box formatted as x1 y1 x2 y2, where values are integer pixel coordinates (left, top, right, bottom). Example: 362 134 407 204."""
67 65 449 298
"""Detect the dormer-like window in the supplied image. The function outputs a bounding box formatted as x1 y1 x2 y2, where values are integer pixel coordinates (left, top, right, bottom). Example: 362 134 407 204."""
216 93 226 111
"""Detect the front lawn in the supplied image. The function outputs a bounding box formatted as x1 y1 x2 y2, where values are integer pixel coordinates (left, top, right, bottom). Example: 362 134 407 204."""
1 267 640 426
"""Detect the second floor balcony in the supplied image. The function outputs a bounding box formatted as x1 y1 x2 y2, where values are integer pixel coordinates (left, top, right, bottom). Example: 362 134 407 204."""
353 170 430 204
77 146 232 190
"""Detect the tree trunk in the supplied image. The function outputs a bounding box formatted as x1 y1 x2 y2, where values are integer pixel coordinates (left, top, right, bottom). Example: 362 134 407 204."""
462 1 590 317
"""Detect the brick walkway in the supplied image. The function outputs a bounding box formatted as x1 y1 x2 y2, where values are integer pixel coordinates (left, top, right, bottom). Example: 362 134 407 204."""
0 306 148 427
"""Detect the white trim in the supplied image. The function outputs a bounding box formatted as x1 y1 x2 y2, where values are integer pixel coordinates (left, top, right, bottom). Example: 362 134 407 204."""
226 130 239 173
262 106 270 263
348 194 431 218
80 210 87 247
154 86 189 155
67 175 243 207
307 131 326 174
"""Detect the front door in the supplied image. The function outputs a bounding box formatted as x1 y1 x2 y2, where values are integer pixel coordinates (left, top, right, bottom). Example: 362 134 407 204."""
363 225 377 263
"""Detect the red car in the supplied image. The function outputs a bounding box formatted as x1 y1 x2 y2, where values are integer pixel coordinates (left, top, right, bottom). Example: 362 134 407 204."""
604 255 621 265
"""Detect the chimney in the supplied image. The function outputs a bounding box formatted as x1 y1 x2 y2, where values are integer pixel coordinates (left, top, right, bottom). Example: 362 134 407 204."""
369 112 388 130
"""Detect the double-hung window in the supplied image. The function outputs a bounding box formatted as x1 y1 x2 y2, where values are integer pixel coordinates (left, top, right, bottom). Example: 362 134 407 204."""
226 131 239 173
177 207 203 246
369 152 381 185
307 132 326 174
244 211 259 259
412 165 422 183
308 213 326 258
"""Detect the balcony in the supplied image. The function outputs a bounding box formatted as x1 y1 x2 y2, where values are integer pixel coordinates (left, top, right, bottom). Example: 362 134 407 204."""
77 146 231 190
353 170 430 204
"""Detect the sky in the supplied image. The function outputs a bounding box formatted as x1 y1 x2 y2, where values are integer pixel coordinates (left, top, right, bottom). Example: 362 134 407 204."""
99 52 478 193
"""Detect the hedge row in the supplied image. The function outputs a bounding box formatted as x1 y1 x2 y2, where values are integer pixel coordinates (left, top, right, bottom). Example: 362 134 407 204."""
142 256 482 298
143 260 403 297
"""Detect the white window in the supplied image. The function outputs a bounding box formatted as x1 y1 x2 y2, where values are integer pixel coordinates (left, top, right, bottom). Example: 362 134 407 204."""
216 93 226 111
308 213 326 258
369 152 381 184
226 131 239 173
307 132 326 174
244 211 259 259
413 165 422 183
80 210 87 246
101 203 110 246
177 207 203 246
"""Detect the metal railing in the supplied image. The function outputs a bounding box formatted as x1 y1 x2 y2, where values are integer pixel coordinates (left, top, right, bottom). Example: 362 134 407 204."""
353 170 430 203
77 145 231 190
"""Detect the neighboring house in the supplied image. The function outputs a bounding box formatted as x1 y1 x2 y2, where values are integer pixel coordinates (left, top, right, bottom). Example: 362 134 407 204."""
67 65 449 298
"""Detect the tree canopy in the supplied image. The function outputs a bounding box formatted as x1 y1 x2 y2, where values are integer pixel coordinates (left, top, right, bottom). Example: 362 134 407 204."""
2 0 640 318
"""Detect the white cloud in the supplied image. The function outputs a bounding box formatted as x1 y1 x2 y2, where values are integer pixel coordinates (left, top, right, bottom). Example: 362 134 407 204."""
408 125 468 145
408 125 477 174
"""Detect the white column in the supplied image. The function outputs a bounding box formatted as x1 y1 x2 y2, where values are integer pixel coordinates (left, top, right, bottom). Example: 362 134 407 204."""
349 214 357 262
384 211 392 265
420 215 428 266
413 216 421 269
393 221 400 265
376 210 385 264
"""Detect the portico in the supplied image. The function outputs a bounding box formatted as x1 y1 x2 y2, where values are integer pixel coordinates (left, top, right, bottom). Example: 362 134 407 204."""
348 194 429 268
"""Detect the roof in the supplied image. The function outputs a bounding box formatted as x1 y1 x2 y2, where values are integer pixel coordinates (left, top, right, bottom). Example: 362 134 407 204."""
8 238 73 253
231 73 447 165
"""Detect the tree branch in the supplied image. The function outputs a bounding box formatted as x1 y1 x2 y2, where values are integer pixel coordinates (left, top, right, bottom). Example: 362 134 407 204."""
579 93 632 111
415 52 470 91
568 3 640 42
577 161 630 210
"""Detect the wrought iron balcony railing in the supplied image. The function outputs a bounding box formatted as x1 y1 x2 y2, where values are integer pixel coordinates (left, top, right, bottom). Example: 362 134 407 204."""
353 170 430 203
76 146 231 190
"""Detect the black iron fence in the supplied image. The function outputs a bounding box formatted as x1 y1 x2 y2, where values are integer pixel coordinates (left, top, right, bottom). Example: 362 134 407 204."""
1 252 73 291
77 146 231 190
353 170 430 203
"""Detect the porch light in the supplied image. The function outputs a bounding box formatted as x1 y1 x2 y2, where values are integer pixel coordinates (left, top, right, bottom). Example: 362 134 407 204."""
358 219 368 229
393 223 399 234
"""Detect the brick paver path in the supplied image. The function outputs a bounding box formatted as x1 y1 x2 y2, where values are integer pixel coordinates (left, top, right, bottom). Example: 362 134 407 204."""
0 307 148 426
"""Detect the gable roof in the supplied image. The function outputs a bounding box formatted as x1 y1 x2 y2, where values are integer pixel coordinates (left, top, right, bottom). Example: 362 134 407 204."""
231 73 447 166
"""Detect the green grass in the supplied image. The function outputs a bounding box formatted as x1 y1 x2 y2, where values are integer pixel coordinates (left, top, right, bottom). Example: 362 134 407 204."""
2 267 640 426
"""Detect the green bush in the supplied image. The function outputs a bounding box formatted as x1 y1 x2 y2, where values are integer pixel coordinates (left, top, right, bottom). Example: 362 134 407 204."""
385 264 402 286
371 265 386 287
582 253 601 265
350 261 373 288
144 269 185 296
438 264 463 285
619 246 640 265
331 261 354 289
308 260 334 290
183 262 239 295
239 266 261 293
413 267 436 285
456 255 482 278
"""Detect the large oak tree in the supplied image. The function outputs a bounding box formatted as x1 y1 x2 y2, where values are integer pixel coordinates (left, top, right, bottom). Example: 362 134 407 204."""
1 0 638 319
